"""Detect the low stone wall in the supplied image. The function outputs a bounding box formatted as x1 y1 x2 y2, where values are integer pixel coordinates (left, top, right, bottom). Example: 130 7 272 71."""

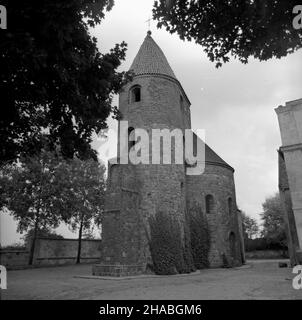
0 250 29 269
245 250 288 260
0 238 102 269
34 237 102 266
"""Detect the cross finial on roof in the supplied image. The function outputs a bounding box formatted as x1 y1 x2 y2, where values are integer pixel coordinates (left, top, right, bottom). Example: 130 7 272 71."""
145 16 152 35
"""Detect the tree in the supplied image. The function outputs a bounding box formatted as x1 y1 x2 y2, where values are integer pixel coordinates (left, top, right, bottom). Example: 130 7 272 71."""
0 0 131 164
0 151 106 265
241 211 259 239
153 0 302 67
0 151 63 265
57 158 106 264
261 193 287 248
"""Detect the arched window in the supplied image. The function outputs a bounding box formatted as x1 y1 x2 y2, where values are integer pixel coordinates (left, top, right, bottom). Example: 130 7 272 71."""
228 197 233 216
205 194 215 214
128 127 136 151
130 85 141 103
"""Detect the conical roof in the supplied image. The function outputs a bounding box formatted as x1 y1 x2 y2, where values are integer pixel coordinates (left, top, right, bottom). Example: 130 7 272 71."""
129 31 177 80
205 143 233 170
192 132 234 171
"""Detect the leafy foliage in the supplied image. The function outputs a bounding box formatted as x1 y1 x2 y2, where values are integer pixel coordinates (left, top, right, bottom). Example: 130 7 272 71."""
0 150 105 264
148 206 210 275
0 151 64 264
245 237 287 252
0 0 131 164
149 211 186 275
82 227 98 240
241 211 259 239
57 157 106 262
188 205 210 269
0 151 63 234
55 157 106 229
153 0 302 67
261 193 287 248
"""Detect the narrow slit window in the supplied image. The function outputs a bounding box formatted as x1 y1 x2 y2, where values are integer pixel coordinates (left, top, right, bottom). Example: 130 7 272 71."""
128 127 136 151
206 194 215 214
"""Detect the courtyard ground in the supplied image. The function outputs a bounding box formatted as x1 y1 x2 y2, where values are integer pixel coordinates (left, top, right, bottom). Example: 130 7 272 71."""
2 260 302 300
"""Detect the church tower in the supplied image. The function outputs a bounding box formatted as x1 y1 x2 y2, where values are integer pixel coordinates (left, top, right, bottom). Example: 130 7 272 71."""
93 32 244 277
94 31 191 276
118 30 191 235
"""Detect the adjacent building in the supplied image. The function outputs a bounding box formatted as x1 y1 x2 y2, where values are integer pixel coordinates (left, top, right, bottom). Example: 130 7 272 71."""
276 98 302 265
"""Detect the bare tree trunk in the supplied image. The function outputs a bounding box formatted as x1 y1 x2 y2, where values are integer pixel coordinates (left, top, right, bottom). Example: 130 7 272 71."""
76 216 84 264
29 218 39 265
29 161 43 265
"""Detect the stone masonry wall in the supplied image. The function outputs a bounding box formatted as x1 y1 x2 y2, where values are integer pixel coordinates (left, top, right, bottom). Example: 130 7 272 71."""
1 238 102 269
100 72 243 273
108 74 191 268
186 164 242 267
0 250 29 269
101 163 144 267
34 238 102 266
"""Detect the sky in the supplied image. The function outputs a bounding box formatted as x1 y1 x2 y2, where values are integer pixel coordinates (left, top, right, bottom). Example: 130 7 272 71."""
1 0 302 245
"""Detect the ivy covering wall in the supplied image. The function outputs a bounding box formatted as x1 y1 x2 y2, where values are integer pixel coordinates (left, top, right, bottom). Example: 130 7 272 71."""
148 206 210 275
188 205 211 269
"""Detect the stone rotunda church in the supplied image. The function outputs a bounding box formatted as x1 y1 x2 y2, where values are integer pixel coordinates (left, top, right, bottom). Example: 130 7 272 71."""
94 31 245 276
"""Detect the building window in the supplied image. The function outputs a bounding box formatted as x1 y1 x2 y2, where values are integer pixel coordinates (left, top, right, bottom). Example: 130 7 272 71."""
130 85 141 103
128 127 136 151
228 197 233 215
180 95 184 110
205 194 215 214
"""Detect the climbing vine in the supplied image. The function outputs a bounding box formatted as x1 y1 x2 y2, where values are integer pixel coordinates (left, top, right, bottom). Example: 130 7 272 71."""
188 204 211 269
148 206 210 275
149 211 191 275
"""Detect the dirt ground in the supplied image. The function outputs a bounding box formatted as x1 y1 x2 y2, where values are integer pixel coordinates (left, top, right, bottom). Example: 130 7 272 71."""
2 260 302 300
